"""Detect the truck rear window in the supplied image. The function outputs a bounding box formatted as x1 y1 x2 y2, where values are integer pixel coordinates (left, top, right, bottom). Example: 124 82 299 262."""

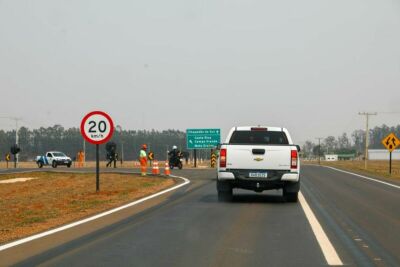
229 131 289 145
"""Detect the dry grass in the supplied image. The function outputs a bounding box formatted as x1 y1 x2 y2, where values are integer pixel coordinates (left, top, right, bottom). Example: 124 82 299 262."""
0 172 176 244
303 160 400 181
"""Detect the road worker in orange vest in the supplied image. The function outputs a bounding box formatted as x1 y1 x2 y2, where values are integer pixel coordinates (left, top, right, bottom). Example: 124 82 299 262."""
77 150 85 168
139 144 148 176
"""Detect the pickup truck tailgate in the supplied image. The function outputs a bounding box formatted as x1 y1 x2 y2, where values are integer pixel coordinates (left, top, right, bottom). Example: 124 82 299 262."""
226 145 292 170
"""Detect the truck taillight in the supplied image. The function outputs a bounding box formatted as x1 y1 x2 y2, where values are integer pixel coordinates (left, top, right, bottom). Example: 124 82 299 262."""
220 149 227 168
291 150 298 169
251 127 268 131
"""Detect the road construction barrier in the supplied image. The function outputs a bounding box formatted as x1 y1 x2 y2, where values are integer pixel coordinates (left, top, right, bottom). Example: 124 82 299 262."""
152 161 160 175
211 152 217 168
164 162 171 176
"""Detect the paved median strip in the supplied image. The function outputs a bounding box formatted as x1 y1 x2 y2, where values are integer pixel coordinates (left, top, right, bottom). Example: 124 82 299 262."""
299 192 343 266
0 174 190 252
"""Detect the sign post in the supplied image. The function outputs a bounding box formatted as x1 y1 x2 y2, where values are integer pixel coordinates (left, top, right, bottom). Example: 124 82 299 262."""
81 111 114 192
5 153 10 169
381 133 400 175
186 129 221 167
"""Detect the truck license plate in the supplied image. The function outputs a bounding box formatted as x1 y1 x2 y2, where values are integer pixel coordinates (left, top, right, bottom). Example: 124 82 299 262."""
249 172 268 178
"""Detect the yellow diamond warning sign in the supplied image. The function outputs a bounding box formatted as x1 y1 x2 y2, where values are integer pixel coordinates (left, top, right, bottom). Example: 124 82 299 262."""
382 133 400 152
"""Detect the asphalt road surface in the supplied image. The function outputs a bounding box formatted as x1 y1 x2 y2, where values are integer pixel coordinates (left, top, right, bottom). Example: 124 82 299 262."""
0 165 399 267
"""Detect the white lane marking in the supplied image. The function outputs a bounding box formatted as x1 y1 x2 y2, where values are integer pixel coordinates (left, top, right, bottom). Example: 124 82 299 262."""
324 166 400 190
0 175 190 252
299 192 343 266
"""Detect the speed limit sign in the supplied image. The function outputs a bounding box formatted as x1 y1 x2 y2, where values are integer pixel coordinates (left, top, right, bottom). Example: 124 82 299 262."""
81 111 114 145
80 111 114 192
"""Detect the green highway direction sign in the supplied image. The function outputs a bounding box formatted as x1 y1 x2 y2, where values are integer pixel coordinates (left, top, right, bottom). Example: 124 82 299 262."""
186 129 221 149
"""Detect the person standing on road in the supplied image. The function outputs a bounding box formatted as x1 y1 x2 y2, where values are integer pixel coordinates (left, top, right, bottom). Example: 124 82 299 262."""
139 144 148 176
77 150 84 168
113 152 118 168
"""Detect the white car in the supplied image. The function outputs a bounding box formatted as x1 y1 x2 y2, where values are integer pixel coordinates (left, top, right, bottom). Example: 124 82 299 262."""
217 126 300 202
36 151 72 168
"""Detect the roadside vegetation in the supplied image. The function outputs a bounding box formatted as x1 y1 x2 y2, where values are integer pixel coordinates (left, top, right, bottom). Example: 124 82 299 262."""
0 172 176 244
301 124 400 159
0 126 187 161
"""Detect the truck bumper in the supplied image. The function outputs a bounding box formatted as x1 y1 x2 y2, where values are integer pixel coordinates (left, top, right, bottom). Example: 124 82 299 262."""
218 171 299 182
217 169 300 193
217 171 235 180
281 173 300 182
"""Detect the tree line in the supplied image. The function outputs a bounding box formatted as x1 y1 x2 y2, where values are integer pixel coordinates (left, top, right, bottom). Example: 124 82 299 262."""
301 124 400 158
1 124 398 161
0 125 191 161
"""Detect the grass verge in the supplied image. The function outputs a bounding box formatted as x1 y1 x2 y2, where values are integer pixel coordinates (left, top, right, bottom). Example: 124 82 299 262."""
0 172 176 244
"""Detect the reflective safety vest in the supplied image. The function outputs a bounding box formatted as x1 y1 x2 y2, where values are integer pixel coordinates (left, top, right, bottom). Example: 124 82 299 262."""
140 149 147 159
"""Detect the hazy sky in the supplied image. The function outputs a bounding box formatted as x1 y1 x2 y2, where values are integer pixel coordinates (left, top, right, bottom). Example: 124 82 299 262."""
0 0 399 144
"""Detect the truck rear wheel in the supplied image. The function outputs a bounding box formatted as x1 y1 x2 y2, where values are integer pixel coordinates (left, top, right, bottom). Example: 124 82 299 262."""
217 180 233 202
218 190 233 202
37 162 43 168
283 181 300 202
283 191 298 202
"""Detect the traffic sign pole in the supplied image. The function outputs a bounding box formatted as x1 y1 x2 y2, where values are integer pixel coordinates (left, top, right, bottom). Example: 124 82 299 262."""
81 111 114 192
96 144 100 191
194 149 197 168
381 133 399 175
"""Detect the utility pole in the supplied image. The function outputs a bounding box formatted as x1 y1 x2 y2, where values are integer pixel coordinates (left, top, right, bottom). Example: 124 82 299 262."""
116 125 124 165
83 139 86 167
316 137 323 165
359 112 377 170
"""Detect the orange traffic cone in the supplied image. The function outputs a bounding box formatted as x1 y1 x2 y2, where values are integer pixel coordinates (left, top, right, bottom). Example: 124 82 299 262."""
164 162 171 176
152 161 160 175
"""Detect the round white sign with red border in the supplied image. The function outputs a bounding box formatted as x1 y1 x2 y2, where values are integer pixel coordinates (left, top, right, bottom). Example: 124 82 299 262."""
81 111 114 145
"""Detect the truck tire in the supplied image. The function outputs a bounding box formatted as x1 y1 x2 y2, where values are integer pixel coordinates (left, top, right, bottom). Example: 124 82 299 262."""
218 190 233 202
37 162 43 168
217 180 233 202
283 181 300 202
52 161 58 168
67 163 71 168
283 191 298 202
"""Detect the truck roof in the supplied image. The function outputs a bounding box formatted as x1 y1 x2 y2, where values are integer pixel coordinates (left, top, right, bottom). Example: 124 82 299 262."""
226 126 293 144
233 126 288 132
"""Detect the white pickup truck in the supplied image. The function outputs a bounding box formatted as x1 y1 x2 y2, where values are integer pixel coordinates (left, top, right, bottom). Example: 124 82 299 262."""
36 151 72 168
217 126 300 202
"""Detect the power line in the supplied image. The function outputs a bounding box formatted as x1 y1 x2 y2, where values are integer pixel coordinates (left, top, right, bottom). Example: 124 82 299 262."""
377 111 400 114
358 112 377 170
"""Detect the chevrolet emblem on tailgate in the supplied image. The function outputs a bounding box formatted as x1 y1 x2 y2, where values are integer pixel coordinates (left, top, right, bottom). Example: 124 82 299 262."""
254 157 264 162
